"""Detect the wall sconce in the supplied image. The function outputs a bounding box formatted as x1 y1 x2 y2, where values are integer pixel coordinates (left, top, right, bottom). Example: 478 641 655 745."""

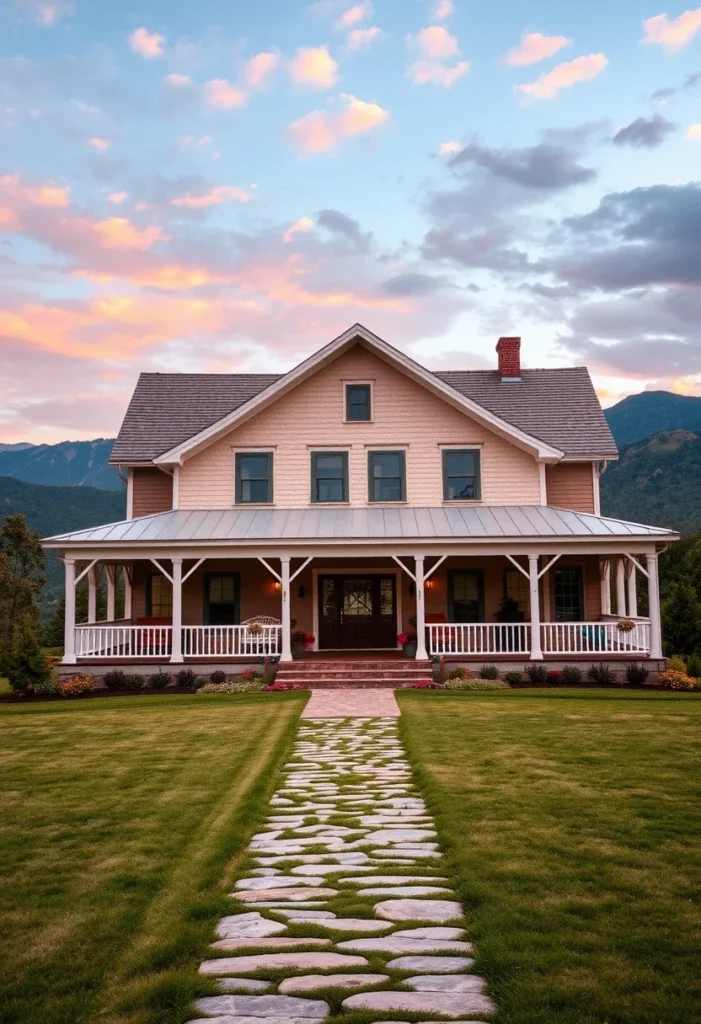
425 579 435 591
273 581 282 593
298 584 305 598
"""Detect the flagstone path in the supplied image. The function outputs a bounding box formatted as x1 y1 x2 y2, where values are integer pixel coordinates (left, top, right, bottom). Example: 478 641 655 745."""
187 715 496 1024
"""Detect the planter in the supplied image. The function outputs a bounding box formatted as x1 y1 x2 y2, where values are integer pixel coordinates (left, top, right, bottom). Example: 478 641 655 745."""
291 645 306 660
402 643 417 659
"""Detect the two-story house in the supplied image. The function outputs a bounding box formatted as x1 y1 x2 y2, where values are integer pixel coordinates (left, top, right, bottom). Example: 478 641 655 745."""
45 324 677 680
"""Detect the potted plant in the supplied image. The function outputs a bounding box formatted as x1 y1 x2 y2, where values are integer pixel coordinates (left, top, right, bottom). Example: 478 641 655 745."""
398 631 418 658
291 630 315 659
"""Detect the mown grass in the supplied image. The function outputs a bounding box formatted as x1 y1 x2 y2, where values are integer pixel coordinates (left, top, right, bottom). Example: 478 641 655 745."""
0 692 306 1024
398 687 701 1024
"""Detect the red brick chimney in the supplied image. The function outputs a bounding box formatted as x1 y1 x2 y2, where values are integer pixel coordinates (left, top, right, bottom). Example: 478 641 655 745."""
496 336 521 380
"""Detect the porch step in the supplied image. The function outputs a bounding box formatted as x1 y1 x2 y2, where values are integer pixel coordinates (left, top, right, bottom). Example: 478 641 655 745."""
276 660 432 689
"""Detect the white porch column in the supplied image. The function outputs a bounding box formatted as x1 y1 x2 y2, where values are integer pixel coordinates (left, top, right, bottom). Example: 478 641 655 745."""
528 554 543 660
170 558 184 663
626 561 638 619
616 558 627 617
123 566 133 621
600 559 611 616
415 554 427 661
63 558 77 665
87 565 98 624
647 552 663 659
280 557 292 662
105 565 116 622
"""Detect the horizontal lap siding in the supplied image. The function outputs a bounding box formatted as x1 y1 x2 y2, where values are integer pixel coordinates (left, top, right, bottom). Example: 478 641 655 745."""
132 468 173 517
545 463 595 513
178 346 542 509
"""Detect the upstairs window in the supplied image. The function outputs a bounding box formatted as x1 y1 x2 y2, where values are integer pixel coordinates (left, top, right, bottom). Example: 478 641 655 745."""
442 449 481 501
235 452 273 504
311 451 349 503
346 383 372 421
368 450 406 502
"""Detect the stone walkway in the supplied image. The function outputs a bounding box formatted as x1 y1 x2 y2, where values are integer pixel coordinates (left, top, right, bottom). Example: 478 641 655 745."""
187 716 495 1024
301 689 401 719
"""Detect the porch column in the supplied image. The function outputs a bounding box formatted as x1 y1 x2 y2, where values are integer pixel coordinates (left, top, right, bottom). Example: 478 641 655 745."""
105 565 116 622
123 566 133 621
63 558 77 665
280 557 292 662
170 557 184 664
647 552 663 659
600 559 611 615
626 560 638 618
528 554 543 660
87 565 98 624
615 558 627 617
415 554 427 661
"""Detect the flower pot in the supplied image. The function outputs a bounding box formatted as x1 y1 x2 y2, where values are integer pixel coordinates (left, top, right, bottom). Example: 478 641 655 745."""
291 645 306 659
402 643 417 659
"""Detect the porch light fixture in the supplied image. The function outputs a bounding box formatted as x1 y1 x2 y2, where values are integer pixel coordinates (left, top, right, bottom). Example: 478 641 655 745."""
425 579 435 591
272 580 282 593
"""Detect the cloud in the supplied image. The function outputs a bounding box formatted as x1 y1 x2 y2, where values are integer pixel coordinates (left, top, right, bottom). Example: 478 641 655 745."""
409 26 470 86
108 192 128 204
439 140 461 156
337 2 372 27
128 27 166 59
165 73 192 87
11 0 74 26
449 140 596 189
433 0 454 19
381 271 454 295
288 94 389 152
516 53 608 101
613 114 676 148
346 27 382 50
89 137 110 151
243 52 280 88
686 123 701 139
91 217 167 250
203 79 246 109
169 185 254 208
317 208 371 250
504 32 573 67
283 217 315 242
642 7 701 53
289 45 339 88
0 174 70 209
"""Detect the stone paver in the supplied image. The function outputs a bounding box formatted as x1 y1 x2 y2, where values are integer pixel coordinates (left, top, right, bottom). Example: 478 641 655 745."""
187 716 494 1023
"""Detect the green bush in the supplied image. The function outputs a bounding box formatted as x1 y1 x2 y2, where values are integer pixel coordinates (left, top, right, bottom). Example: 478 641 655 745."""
685 653 701 678
148 671 171 691
562 665 583 685
479 664 499 679
626 663 650 686
209 670 227 685
122 674 145 691
667 655 687 673
34 677 61 695
174 668 198 688
524 664 547 684
103 670 125 691
504 670 523 684
4 615 50 692
444 679 508 691
588 663 617 685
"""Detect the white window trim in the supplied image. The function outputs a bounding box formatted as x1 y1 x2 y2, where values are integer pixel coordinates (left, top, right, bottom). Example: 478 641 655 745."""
232 448 276 507
342 379 375 424
311 566 402 652
440 445 484 505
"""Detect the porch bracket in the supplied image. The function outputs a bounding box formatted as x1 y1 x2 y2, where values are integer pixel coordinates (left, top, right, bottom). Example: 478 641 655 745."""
290 556 313 584
538 554 562 580
626 553 650 579
182 558 205 584
505 553 529 580
74 558 99 586
150 558 174 584
392 555 416 582
258 556 282 582
424 555 448 581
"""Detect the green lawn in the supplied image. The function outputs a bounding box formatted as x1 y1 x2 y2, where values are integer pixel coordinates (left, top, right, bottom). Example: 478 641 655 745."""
0 692 305 1024
399 688 701 1024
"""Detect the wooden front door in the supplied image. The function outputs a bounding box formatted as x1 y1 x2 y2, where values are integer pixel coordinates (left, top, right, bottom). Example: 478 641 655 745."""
318 575 397 649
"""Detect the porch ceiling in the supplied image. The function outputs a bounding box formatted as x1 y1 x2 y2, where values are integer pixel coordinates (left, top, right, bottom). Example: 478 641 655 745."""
43 505 678 548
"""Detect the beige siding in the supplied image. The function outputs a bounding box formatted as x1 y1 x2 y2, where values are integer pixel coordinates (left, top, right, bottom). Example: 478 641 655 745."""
546 463 595 513
132 467 173 517
178 345 542 509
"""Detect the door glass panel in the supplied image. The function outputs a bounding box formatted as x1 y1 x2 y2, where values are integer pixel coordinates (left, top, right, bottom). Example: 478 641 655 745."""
321 577 336 617
451 572 481 622
343 579 373 616
380 577 394 616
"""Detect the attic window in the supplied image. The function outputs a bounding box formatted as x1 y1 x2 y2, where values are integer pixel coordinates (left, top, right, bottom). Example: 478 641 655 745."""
345 383 372 421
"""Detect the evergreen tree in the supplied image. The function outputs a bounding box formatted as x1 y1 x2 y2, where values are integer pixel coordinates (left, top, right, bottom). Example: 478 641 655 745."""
0 514 45 662
4 615 50 692
661 580 701 656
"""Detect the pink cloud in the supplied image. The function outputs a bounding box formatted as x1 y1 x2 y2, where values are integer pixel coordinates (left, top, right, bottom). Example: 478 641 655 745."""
0 174 70 208
408 25 469 87
686 123 701 139
289 45 339 88
516 53 609 100
283 216 315 243
337 2 372 27
89 137 110 151
434 0 453 18
410 60 469 86
108 192 128 204
642 8 701 52
438 140 461 156
91 218 167 250
204 78 246 109
165 73 192 87
169 185 255 208
504 31 573 66
13 0 74 27
243 52 280 87
414 25 459 59
288 94 389 153
128 26 166 59
346 27 382 50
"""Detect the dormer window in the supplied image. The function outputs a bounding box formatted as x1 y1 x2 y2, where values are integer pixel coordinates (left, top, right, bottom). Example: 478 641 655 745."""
345 383 372 421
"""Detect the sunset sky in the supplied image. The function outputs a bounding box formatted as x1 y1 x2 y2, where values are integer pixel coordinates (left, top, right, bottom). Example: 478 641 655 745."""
1 0 701 444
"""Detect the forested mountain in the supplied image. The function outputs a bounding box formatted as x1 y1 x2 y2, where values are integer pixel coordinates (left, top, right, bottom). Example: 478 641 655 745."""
605 391 701 448
0 438 121 490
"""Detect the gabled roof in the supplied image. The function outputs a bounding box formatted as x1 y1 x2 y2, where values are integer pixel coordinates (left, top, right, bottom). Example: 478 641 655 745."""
110 324 616 465
43 505 677 548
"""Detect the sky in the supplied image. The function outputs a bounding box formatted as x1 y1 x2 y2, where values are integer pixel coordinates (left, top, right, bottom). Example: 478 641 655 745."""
1 0 700 444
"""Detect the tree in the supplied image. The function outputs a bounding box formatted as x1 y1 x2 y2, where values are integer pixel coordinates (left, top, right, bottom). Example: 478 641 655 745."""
661 580 701 656
4 615 50 692
0 514 45 662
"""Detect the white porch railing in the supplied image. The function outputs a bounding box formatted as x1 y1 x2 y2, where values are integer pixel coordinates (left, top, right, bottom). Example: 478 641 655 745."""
182 625 281 657
428 621 651 657
74 624 281 659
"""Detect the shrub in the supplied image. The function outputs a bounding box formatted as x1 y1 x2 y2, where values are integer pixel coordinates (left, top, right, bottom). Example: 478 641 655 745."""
34 678 61 696
686 653 701 679
198 680 267 694
239 668 258 680
291 631 315 649
626 663 650 686
60 674 94 696
658 668 696 691
148 671 171 691
666 655 687 674
479 664 499 680
444 679 508 691
209 670 227 685
122 674 145 691
504 670 523 684
413 680 440 689
4 616 51 692
562 665 583 685
265 682 293 691
175 668 198 688
445 666 470 681
587 663 617 685
103 669 126 691
546 670 563 685
524 664 547 684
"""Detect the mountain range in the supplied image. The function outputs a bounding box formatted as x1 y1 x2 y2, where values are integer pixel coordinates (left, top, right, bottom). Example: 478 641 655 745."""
0 438 122 490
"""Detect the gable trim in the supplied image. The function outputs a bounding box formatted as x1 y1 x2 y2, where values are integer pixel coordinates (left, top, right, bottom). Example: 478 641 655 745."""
154 323 564 465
